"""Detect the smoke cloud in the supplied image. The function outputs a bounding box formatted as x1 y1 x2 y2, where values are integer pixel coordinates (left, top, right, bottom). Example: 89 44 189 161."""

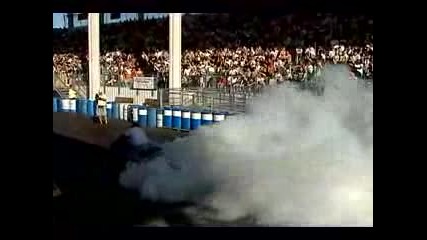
119 65 373 226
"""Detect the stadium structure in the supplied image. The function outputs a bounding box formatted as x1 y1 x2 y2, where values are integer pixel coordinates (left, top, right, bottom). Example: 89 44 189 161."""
58 13 189 29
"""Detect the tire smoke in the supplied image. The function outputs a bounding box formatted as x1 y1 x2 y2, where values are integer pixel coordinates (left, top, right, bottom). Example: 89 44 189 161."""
119 65 373 226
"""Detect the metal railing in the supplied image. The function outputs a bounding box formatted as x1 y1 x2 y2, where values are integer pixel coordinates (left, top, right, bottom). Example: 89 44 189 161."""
159 88 249 114
53 71 87 98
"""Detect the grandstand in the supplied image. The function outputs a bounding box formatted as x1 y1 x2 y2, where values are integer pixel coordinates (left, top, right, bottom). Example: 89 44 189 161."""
53 13 373 107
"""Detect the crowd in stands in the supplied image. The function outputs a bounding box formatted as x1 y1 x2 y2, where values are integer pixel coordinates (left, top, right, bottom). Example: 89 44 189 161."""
53 13 373 88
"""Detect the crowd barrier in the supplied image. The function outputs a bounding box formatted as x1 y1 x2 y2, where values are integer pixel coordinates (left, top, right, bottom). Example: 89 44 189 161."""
53 97 229 131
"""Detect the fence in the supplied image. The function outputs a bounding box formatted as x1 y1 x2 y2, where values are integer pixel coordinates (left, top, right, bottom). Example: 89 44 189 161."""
161 88 248 114
53 71 159 103
104 86 157 104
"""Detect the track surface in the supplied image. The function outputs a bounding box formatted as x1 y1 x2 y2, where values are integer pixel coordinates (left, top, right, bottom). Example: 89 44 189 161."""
53 112 187 148
53 113 193 229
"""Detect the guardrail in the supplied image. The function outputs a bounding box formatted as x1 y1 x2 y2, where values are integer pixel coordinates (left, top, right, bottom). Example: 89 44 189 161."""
53 72 87 99
160 88 248 114
53 97 233 131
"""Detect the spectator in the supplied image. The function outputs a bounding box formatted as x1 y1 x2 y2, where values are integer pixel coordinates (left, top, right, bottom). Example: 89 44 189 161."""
53 13 373 90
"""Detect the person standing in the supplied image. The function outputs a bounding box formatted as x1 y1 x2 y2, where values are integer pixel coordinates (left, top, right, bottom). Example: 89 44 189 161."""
68 85 77 100
96 91 108 126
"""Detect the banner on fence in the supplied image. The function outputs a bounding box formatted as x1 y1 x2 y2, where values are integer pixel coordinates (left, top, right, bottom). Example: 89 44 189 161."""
133 77 156 90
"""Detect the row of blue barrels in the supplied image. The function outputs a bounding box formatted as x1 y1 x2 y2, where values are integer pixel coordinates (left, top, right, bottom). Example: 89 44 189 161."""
159 107 227 130
53 98 138 120
53 98 96 116
53 98 227 130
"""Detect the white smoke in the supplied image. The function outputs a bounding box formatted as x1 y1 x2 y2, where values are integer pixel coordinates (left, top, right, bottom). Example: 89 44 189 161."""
119 65 373 226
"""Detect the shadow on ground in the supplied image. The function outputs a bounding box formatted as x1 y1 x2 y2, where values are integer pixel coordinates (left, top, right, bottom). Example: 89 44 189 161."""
53 112 196 228
53 132 197 227
52 113 259 229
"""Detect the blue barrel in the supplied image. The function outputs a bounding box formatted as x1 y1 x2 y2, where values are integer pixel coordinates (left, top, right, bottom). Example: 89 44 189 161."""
79 99 87 115
138 107 147 127
53 98 58 112
224 112 230 120
87 100 95 117
118 103 125 120
172 108 182 129
131 105 140 123
106 102 113 118
112 102 119 119
80 99 87 116
191 111 202 130
213 112 226 123
147 108 157 128
201 112 213 125
156 109 163 128
181 109 191 130
61 99 70 112
163 107 172 128
123 104 131 122
57 98 62 112
119 103 129 121
69 99 77 113
224 112 238 123
76 99 82 114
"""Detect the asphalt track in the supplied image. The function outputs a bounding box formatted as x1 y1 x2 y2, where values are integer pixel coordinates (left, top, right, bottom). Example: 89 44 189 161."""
53 112 193 228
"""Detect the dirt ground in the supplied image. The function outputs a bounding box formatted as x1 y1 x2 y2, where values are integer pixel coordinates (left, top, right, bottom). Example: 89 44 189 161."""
53 112 193 227
52 112 253 228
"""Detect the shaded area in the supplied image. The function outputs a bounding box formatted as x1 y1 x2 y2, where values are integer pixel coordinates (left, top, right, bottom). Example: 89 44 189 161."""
53 113 193 226
52 113 260 227
53 112 188 148
53 132 196 226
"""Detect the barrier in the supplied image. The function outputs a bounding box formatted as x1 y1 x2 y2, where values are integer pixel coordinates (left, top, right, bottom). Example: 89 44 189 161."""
225 112 239 122
181 109 191 130
147 108 157 128
53 98 58 112
106 102 113 118
191 111 201 130
123 104 130 121
61 99 70 112
69 99 77 113
172 108 182 129
119 103 126 120
81 99 88 115
53 97 232 131
156 109 163 128
213 112 226 123
76 99 81 113
112 102 119 119
123 103 132 121
201 111 213 125
132 105 139 123
57 98 62 112
87 100 95 117
138 107 148 127
163 107 172 128
77 99 87 115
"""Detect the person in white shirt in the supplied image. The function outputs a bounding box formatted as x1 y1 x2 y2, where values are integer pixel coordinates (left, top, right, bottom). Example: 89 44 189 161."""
68 88 77 100
96 91 108 126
